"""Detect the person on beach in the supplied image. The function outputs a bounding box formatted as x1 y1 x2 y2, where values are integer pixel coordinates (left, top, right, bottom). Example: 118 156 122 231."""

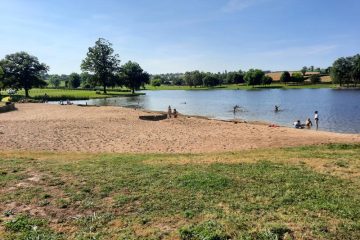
305 118 313 128
168 105 172 118
173 109 178 118
314 111 319 130
294 120 304 129
43 93 49 103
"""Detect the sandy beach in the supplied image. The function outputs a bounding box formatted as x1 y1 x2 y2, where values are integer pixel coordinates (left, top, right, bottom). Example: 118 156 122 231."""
0 103 359 153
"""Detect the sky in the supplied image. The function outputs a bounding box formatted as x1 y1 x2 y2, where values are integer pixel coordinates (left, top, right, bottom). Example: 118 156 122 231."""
1 0 360 74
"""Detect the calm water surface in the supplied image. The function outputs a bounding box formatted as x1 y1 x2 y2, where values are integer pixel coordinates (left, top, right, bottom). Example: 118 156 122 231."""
62 89 360 133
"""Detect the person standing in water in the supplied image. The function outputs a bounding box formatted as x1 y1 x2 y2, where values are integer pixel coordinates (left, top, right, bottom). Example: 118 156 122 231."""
275 105 279 112
314 111 319 130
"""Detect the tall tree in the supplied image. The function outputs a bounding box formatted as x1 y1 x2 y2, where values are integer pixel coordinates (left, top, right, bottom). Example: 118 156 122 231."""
0 66 4 92
81 38 121 93
203 74 220 87
280 71 291 84
120 61 150 94
351 54 360 87
331 57 352 87
68 73 81 88
244 69 264 87
301 66 307 76
0 52 48 97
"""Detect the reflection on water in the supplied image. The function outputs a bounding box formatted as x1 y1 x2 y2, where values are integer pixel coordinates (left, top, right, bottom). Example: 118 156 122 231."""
53 89 360 133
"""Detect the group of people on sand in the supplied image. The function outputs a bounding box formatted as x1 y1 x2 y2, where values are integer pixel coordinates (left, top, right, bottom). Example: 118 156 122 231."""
167 106 178 118
294 111 319 130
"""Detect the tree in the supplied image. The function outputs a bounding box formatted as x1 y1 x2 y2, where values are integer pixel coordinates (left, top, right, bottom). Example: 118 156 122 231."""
226 71 244 84
331 57 352 87
301 66 307 76
280 71 291 84
80 72 95 88
310 74 321 84
262 75 273 85
81 38 121 93
120 61 150 94
0 52 48 98
184 72 194 87
69 73 81 88
151 79 161 87
192 71 204 87
49 75 61 88
351 54 360 87
0 66 4 90
203 74 220 87
244 69 264 87
291 72 304 84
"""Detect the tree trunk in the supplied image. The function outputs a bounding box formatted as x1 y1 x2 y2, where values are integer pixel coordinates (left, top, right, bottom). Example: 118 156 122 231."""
25 88 29 98
103 85 107 94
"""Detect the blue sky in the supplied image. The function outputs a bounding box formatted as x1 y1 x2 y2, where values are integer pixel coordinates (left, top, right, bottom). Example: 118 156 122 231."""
1 0 360 74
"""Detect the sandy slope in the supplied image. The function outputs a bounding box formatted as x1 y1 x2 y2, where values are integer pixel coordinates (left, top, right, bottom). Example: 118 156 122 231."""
0 103 359 153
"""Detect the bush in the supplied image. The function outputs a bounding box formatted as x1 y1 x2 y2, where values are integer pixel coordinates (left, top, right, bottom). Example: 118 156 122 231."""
291 72 304 83
280 71 291 84
310 74 321 84
151 79 161 87
262 75 273 85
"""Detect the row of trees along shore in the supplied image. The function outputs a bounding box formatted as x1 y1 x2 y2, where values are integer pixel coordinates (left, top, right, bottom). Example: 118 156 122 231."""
0 38 150 97
0 38 359 97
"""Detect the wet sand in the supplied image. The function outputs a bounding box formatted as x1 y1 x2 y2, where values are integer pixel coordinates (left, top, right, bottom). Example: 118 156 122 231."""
0 103 359 153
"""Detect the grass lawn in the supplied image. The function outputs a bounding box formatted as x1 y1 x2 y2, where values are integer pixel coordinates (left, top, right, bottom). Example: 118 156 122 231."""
1 144 360 239
145 83 337 91
0 88 143 101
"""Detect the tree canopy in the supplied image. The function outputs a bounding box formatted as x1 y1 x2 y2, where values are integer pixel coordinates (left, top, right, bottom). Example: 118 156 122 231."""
69 73 81 88
291 72 304 83
262 75 273 85
301 67 307 76
81 38 121 93
48 75 61 88
331 57 353 87
120 61 150 94
244 69 264 86
280 71 291 84
0 52 48 97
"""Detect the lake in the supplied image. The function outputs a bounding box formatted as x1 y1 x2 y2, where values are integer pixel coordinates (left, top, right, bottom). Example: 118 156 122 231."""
61 89 360 134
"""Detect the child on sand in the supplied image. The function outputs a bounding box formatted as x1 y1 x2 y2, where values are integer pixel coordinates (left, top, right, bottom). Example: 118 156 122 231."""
168 106 172 118
305 118 313 128
173 109 178 118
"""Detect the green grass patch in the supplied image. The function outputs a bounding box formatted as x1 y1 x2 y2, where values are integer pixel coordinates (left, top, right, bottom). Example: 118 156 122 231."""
0 144 359 239
0 88 143 101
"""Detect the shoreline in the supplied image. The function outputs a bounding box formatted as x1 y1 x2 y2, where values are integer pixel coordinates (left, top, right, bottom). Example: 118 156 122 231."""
0 103 359 154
